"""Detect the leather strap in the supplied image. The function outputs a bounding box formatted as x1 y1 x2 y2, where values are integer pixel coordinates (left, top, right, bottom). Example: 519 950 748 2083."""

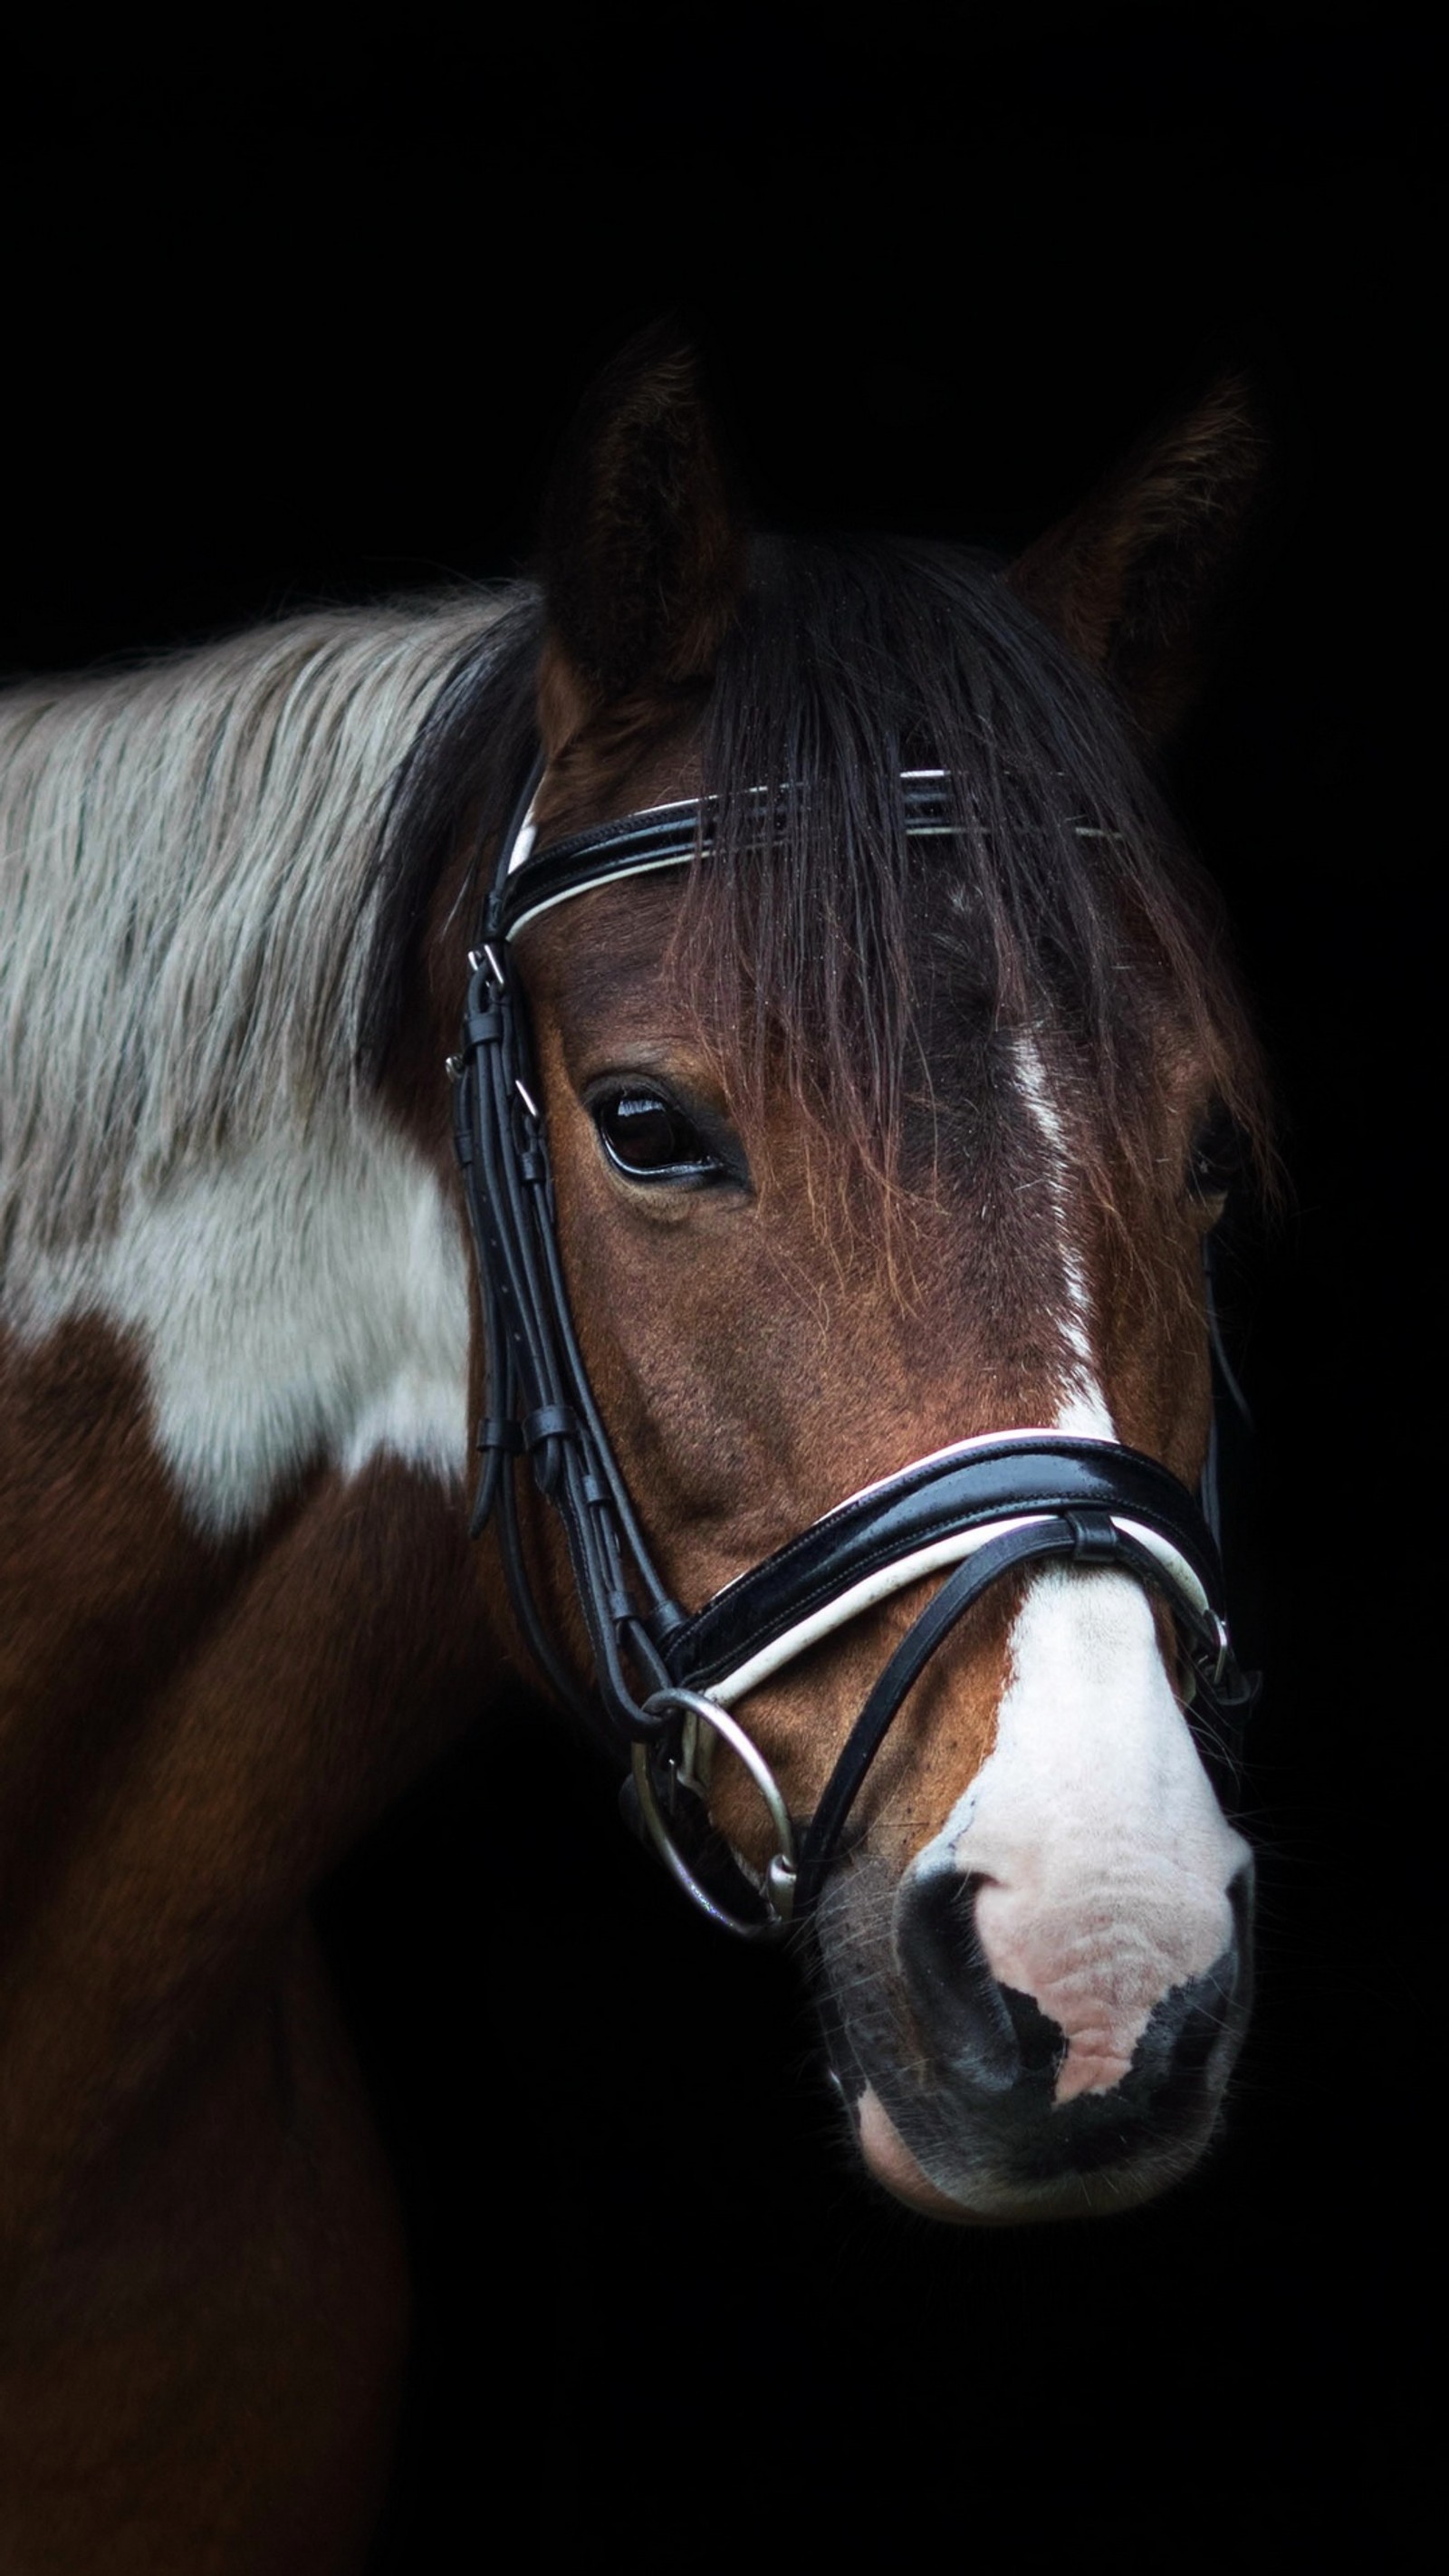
667 1436 1224 1698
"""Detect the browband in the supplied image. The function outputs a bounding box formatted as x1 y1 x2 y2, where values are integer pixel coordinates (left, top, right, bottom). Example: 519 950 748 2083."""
499 769 964 941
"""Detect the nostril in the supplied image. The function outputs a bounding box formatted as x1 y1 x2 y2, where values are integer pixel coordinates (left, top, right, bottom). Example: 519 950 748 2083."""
1150 1867 1250 2088
896 1869 1024 2091
1228 1860 1255 1955
998 1982 1068 2081
1144 1938 1243 2089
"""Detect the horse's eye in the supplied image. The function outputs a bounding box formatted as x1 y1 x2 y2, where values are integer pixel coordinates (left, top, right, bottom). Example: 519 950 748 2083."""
594 1090 724 1184
1189 1102 1243 1205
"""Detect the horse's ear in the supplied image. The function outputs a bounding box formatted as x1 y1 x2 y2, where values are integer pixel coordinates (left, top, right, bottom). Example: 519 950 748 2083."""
538 327 746 756
1007 380 1266 737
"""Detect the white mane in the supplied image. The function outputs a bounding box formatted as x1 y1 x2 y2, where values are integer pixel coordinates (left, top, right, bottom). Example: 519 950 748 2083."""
0 592 519 1533
0 592 507 1280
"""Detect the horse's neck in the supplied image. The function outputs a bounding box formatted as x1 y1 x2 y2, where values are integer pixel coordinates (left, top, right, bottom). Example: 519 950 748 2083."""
0 610 510 2515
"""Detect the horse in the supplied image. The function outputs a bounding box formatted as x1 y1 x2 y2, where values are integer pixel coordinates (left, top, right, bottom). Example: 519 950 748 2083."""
0 335 1271 2570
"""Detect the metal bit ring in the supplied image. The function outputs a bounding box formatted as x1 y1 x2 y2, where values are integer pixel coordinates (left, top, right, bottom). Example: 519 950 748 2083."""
634 1688 798 1944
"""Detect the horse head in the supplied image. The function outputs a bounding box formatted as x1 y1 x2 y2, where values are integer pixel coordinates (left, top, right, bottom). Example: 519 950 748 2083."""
421 335 1271 2223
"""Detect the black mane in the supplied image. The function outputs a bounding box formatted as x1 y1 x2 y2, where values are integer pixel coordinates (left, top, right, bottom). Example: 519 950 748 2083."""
369 540 1268 1222
689 534 1268 1218
360 585 545 1077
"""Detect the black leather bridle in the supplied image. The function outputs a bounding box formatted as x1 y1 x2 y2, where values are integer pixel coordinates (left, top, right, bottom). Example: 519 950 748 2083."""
451 761 1258 1940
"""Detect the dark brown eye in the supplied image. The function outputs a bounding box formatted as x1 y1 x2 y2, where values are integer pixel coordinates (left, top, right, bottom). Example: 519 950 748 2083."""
594 1090 725 1183
1189 1102 1243 1205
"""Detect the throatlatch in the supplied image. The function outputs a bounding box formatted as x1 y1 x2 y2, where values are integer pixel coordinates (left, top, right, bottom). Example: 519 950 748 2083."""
451 764 1258 1943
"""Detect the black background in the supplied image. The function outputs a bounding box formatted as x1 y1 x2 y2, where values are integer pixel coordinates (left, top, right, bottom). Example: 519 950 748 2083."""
5 7 1429 2567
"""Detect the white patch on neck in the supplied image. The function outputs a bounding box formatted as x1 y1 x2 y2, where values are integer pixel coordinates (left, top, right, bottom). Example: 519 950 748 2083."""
1012 1034 1116 1440
5 1108 471 1536
905 1039 1245 2102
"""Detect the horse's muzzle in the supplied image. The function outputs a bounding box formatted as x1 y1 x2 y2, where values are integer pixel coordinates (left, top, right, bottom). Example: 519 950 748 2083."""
824 1860 1254 2218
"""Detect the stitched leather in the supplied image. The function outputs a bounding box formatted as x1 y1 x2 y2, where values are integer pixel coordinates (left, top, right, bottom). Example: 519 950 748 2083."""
669 1439 1223 1692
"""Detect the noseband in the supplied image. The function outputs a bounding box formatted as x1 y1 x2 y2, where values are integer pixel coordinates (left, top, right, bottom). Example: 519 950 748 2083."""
451 764 1258 1941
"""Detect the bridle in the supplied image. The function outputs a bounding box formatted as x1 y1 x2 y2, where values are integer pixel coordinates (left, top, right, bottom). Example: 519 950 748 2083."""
450 761 1258 1942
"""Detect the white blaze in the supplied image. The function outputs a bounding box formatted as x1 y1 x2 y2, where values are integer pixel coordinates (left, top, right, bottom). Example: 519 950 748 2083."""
916 1038 1245 2100
1012 1035 1116 1441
